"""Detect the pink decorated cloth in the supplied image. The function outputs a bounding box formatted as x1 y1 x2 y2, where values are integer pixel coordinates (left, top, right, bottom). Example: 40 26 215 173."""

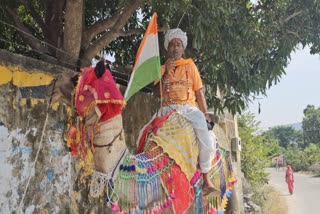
75 67 125 122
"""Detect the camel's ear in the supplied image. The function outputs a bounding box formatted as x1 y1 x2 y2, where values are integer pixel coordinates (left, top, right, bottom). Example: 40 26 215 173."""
94 61 106 78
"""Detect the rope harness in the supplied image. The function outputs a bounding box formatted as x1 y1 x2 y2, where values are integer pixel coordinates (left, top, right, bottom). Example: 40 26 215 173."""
90 149 127 201
93 129 123 153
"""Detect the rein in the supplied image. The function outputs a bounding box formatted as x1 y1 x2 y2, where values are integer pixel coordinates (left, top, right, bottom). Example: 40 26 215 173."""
93 129 123 152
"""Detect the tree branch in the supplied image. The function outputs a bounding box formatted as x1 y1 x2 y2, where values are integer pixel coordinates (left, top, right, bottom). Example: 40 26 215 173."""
111 0 142 31
118 28 145 36
82 10 122 49
287 30 303 41
82 0 142 49
6 7 48 54
283 10 304 24
80 31 117 66
80 0 142 66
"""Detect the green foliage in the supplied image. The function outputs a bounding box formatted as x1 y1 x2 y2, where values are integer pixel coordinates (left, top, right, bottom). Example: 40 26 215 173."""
284 143 320 171
263 137 283 158
262 126 303 148
260 106 320 171
1 0 320 114
169 0 320 114
239 112 271 188
284 146 309 171
303 143 320 165
238 112 283 208
302 105 320 145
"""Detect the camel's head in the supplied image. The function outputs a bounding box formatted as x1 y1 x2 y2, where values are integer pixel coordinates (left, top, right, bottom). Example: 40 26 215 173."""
48 72 79 107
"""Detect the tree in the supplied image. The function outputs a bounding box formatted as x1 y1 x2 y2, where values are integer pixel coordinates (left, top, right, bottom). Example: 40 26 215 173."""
284 146 309 171
0 0 146 67
263 126 303 148
1 0 320 113
303 105 320 145
239 112 270 187
303 143 320 166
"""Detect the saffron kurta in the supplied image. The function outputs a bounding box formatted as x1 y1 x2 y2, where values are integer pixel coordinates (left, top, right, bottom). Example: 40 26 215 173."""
155 58 216 174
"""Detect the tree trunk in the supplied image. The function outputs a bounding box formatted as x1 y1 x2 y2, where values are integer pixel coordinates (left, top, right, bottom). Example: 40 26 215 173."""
62 0 84 68
44 0 66 56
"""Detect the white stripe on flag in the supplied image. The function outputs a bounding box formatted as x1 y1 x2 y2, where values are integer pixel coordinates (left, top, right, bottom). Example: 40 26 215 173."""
134 33 159 69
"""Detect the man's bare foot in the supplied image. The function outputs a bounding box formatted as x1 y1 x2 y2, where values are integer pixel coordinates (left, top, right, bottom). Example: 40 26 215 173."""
202 182 220 196
202 172 220 196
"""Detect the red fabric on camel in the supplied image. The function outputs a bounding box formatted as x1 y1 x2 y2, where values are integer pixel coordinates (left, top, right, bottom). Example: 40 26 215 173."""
75 67 125 122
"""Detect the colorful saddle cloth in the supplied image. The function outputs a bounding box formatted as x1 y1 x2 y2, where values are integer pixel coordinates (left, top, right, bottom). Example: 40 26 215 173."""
114 111 237 214
115 112 199 213
140 111 199 181
137 111 199 213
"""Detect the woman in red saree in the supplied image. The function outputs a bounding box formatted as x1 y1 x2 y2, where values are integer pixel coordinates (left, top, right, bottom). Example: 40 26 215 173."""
285 165 294 195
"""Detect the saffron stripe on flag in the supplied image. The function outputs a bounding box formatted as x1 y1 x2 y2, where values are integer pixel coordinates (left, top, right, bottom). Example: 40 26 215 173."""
124 13 161 101
133 34 159 70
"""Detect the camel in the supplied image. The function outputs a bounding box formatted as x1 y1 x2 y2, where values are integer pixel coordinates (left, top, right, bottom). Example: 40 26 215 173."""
51 65 237 213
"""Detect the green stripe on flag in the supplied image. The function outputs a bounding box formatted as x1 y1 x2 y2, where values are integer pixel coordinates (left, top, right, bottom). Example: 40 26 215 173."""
125 56 161 101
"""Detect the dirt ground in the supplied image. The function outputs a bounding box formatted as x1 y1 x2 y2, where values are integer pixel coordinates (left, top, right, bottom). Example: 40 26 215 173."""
261 186 288 214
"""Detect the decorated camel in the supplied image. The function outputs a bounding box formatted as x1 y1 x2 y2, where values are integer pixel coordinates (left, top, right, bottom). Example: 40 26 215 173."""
53 60 237 214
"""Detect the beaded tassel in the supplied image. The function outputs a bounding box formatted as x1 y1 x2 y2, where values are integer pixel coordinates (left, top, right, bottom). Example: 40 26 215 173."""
112 202 121 212
209 200 217 214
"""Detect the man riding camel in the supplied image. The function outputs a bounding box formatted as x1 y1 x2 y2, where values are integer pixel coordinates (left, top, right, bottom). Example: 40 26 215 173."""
154 28 219 195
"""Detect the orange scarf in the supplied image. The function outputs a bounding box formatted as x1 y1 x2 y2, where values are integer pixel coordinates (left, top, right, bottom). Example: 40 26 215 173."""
174 58 193 67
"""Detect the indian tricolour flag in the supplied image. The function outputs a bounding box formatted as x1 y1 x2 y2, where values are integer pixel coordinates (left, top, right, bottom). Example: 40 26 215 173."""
124 13 161 101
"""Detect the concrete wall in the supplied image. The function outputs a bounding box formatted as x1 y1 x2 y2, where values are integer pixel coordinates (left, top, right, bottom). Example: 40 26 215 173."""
0 50 74 213
121 87 159 152
0 50 160 213
214 113 244 214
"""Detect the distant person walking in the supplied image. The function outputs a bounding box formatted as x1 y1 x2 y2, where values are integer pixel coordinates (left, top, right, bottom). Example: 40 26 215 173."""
285 165 294 194
275 158 279 171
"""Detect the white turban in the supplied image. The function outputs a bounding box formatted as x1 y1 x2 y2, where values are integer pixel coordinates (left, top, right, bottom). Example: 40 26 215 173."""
164 28 188 50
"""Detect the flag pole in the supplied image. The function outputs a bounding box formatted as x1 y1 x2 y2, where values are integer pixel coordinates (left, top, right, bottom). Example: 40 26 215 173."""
159 74 164 115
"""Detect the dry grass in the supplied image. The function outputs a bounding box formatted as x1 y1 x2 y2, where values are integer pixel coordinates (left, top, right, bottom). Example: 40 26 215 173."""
261 186 288 214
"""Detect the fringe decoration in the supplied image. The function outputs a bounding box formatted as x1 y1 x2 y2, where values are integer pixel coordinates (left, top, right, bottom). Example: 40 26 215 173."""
114 150 175 212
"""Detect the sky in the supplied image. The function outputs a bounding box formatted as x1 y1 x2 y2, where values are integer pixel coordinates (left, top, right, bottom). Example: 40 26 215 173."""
248 46 320 130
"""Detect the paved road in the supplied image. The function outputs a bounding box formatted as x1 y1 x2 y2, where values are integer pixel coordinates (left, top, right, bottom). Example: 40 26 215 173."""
266 168 320 214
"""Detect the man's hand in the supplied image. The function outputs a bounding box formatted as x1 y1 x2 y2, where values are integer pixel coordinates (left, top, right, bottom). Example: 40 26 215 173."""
205 113 211 122
165 58 176 74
